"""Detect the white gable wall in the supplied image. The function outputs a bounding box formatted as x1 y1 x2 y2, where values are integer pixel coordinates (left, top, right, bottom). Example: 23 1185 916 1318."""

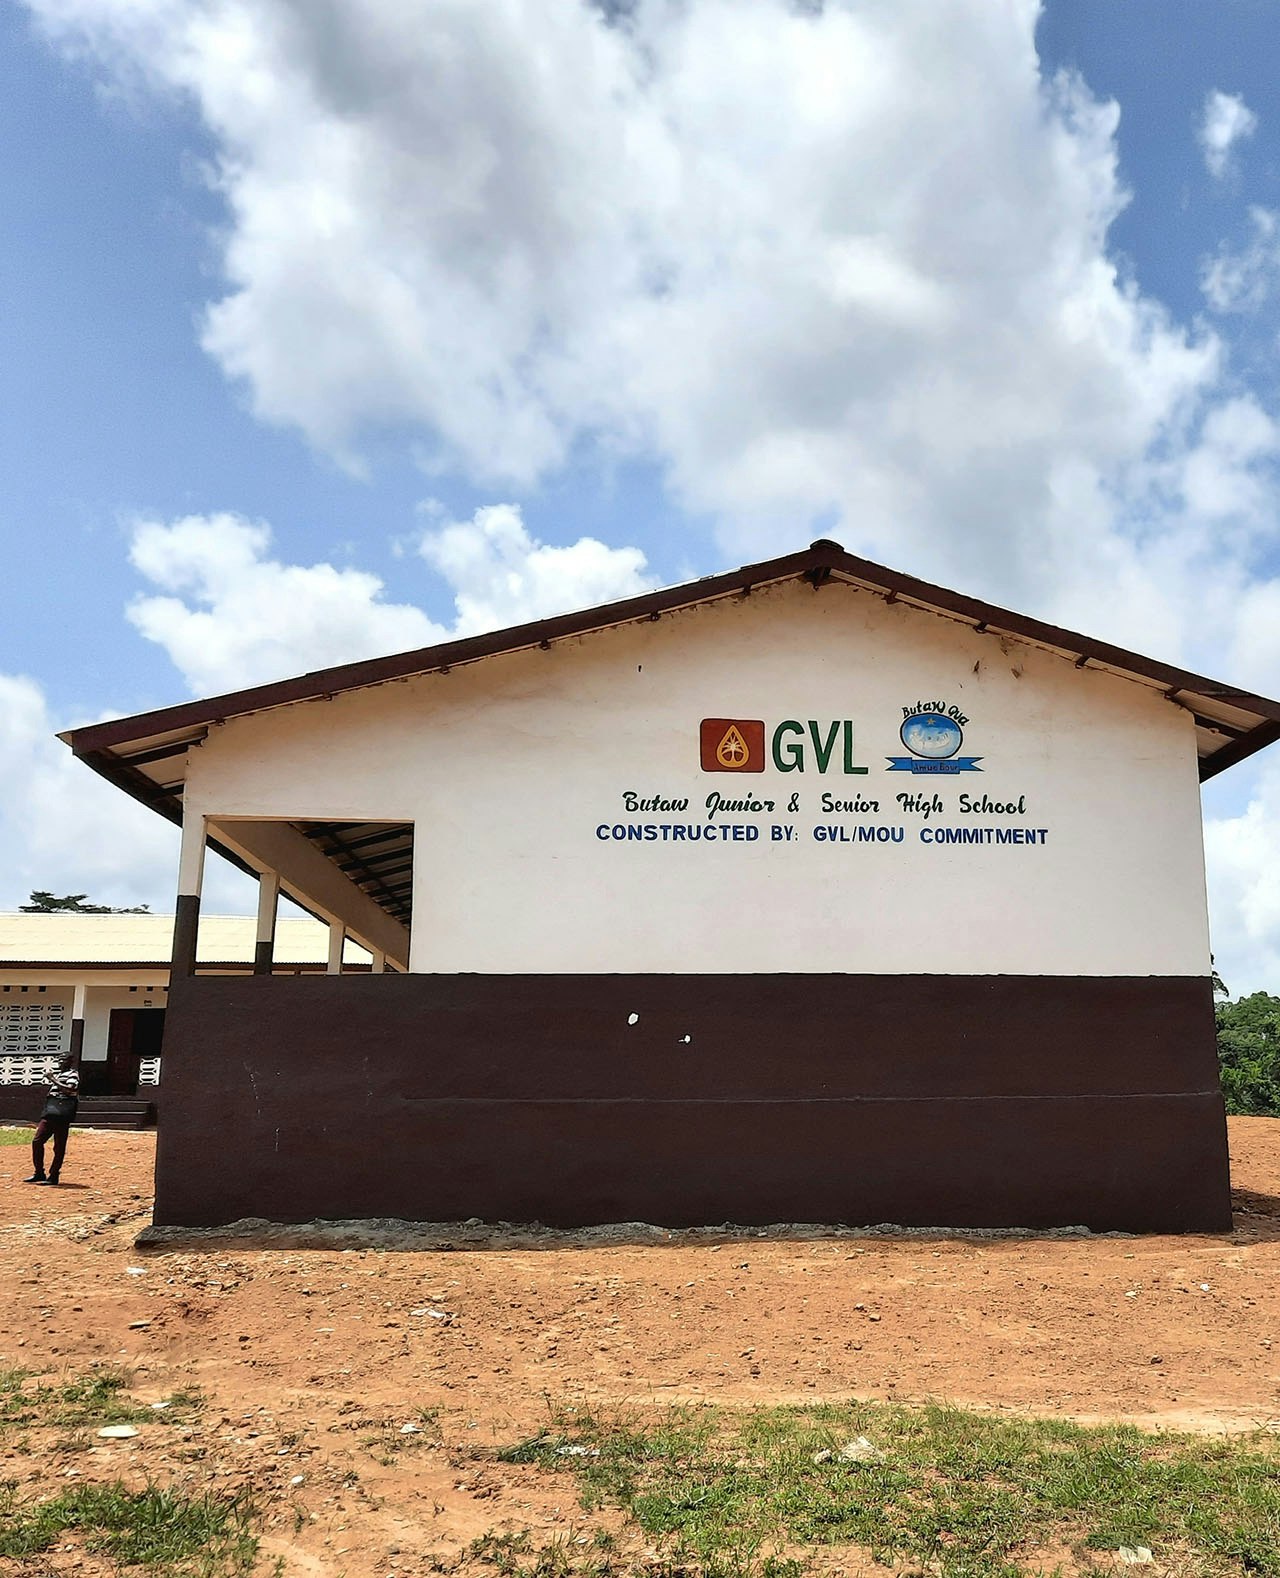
182 579 1210 977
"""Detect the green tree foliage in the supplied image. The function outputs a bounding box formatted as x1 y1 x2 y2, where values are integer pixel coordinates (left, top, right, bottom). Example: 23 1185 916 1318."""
1216 991 1280 1116
19 891 150 915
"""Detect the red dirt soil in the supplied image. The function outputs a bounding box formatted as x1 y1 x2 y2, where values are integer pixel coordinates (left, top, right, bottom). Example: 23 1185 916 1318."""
1 1117 1278 1575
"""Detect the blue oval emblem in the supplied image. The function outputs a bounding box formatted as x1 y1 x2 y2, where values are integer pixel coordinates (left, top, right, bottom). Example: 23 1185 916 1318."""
900 711 963 761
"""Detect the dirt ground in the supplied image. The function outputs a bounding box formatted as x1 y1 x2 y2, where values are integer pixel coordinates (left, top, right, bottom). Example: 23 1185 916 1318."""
1 1118 1279 1576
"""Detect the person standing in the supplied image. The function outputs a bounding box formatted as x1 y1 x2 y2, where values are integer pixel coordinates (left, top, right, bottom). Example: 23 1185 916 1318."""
25 1066 80 1186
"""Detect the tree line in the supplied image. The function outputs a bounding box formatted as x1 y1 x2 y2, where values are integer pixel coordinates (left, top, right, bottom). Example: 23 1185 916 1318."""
1216 990 1280 1116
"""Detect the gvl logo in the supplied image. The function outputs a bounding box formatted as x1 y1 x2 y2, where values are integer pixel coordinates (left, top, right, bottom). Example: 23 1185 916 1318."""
887 704 983 774
700 719 868 774
700 719 765 772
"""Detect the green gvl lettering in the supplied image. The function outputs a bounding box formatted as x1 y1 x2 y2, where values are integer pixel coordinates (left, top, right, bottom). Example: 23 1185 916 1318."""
842 719 869 775
773 720 805 772
809 719 841 773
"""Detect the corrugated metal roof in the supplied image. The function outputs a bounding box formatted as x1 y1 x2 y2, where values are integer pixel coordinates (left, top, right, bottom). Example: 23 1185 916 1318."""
0 913 371 967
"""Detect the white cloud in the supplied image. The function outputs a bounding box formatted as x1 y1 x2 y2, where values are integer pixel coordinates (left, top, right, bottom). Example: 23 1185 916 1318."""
1202 206 1280 312
418 503 652 636
1205 759 1280 996
1199 88 1258 179
0 673 259 914
127 505 653 693
24 0 1275 656
1228 578 1280 697
128 513 442 694
0 675 174 912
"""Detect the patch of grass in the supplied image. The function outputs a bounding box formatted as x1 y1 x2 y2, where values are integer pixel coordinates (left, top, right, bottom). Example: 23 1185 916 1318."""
498 1400 1280 1578
0 1481 258 1575
362 1404 442 1464
153 1382 206 1423
0 1366 153 1430
0 1127 33 1147
465 1528 625 1578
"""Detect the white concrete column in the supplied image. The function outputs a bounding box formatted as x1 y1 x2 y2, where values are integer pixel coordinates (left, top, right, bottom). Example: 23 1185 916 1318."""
370 948 386 975
172 803 206 978
327 919 345 976
254 870 280 976
68 982 88 1067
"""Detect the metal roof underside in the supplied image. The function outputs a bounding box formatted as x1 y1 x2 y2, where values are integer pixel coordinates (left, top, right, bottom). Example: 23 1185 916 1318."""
294 821 414 928
59 542 1280 924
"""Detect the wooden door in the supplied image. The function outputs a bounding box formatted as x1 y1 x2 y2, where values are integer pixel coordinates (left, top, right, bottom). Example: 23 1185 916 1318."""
105 1010 139 1096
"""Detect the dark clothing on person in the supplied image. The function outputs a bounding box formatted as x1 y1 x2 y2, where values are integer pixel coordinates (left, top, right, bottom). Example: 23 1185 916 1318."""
41 1087 78 1123
32 1116 71 1182
27 1072 78 1184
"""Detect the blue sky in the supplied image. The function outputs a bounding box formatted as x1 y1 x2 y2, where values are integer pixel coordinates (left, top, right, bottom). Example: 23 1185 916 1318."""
3 0 1280 988
1045 1 1278 322
0 0 699 717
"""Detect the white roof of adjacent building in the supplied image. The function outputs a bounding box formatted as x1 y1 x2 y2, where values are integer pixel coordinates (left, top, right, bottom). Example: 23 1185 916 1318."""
0 913 371 967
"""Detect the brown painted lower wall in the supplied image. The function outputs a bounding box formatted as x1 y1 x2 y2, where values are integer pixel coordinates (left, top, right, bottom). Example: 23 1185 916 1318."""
0 1086 45 1124
152 973 1231 1233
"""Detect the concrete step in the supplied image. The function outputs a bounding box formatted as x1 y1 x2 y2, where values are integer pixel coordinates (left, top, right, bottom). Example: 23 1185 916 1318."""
74 1099 157 1131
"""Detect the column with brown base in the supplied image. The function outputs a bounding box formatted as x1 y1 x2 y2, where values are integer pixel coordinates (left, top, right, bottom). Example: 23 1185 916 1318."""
171 804 206 979
254 871 280 975
327 919 345 976
65 983 87 1071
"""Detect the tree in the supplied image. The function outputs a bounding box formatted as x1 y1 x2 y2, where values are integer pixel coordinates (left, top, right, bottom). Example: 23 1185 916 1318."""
19 891 151 915
1215 991 1280 1116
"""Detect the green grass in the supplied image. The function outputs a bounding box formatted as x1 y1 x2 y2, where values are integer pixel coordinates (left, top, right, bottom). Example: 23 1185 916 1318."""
496 1400 1280 1578
463 1528 622 1578
0 1366 198 1430
0 1126 33 1146
0 1480 258 1575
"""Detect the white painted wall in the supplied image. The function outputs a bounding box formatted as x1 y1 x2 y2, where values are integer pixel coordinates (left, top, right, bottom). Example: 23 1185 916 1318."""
183 579 1212 977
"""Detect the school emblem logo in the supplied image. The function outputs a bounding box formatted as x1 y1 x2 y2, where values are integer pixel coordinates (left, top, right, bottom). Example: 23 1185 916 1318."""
700 718 765 772
887 704 983 774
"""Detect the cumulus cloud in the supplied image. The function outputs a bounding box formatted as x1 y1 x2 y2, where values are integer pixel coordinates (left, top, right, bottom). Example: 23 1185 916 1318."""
418 503 652 636
1202 206 1280 313
1228 577 1280 697
1205 760 1280 996
127 506 653 693
24 0 1279 657
0 675 277 915
0 673 256 913
1199 88 1258 179
128 513 441 695
0 675 172 911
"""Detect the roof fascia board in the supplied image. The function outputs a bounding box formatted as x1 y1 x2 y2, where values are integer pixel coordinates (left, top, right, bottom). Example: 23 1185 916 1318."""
825 549 1280 723
61 549 821 757
1198 719 1280 782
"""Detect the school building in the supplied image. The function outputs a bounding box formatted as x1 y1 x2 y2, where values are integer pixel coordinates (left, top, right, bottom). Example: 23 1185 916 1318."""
60 541 1280 1231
